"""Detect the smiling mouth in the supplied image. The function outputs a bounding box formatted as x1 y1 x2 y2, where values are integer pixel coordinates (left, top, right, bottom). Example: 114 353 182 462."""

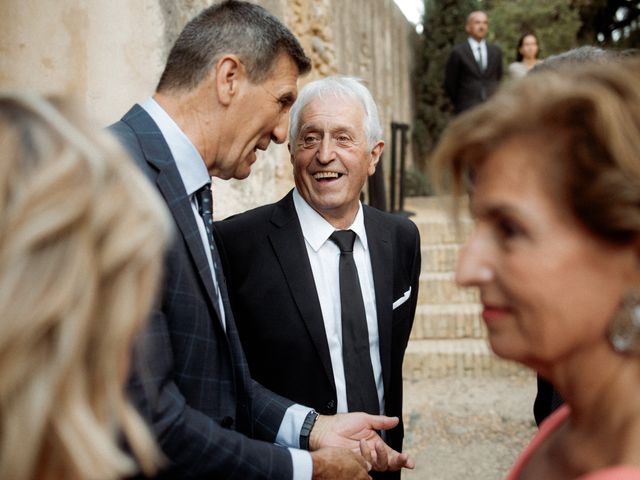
313 171 343 181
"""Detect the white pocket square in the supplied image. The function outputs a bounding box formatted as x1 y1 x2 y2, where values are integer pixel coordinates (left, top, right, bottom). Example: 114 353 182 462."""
392 287 412 310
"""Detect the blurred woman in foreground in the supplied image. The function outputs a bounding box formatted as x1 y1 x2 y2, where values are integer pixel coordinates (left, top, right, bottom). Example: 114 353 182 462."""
0 94 172 480
432 59 640 478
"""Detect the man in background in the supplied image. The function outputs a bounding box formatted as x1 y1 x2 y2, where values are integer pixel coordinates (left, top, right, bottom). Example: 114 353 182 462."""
444 11 503 114
216 76 421 480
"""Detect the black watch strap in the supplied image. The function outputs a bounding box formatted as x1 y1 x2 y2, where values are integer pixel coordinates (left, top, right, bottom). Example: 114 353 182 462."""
299 409 319 450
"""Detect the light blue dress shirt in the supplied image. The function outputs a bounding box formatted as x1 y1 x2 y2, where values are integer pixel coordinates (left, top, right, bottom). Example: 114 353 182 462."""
140 97 313 480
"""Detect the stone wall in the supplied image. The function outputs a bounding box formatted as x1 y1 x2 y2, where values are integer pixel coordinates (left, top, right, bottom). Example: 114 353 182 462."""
0 0 415 218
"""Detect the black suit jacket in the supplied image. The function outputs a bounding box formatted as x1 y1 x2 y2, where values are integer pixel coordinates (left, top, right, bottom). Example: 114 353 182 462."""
444 40 503 114
215 191 421 459
109 105 296 479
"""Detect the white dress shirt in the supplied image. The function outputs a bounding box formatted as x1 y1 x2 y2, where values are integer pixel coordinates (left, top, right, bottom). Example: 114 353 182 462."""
468 37 487 70
140 97 227 330
293 188 385 415
140 98 312 480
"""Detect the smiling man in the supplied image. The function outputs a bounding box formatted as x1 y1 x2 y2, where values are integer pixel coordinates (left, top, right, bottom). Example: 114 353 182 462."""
109 3 413 479
216 76 421 480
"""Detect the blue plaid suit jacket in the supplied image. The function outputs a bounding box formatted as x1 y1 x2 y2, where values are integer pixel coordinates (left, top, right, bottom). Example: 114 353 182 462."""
110 105 295 479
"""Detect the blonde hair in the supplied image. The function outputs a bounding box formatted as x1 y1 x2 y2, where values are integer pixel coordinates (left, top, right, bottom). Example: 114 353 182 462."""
431 58 640 245
0 93 173 480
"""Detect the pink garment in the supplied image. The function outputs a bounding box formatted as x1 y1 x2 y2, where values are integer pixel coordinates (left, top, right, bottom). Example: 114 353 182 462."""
505 404 640 479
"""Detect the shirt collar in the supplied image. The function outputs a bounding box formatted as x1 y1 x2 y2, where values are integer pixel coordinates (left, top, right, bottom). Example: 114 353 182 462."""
468 37 486 49
292 188 368 252
140 97 210 196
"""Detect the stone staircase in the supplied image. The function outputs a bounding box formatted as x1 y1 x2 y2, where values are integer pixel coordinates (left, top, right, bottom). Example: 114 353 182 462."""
402 196 527 380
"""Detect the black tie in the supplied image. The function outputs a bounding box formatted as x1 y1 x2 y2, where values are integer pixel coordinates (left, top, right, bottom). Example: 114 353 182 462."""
194 183 224 319
329 230 379 415
477 45 485 70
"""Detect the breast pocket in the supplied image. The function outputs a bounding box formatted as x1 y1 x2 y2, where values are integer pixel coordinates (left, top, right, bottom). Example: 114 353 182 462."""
392 287 412 311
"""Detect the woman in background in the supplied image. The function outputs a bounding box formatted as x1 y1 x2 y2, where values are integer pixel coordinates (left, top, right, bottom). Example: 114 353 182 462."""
0 94 172 480
508 32 542 79
432 59 640 478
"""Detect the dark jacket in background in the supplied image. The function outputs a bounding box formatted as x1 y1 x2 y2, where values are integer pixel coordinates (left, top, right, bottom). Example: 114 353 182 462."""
444 41 503 114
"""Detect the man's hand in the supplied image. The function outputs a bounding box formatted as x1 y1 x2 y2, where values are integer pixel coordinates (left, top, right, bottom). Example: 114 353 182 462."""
309 413 415 472
311 447 371 480
359 438 414 472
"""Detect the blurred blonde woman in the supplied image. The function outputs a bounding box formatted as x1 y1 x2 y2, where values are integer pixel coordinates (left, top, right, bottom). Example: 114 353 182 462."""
432 59 640 478
0 93 172 480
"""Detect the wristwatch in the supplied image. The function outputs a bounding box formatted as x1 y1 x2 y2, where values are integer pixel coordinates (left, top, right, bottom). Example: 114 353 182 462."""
299 409 319 450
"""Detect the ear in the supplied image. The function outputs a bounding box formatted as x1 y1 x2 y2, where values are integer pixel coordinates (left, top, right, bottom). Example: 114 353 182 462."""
632 237 640 276
288 142 295 164
615 237 640 289
215 54 244 106
367 140 384 176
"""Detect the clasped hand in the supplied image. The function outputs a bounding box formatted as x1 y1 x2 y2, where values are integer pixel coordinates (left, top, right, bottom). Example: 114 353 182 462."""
309 412 415 480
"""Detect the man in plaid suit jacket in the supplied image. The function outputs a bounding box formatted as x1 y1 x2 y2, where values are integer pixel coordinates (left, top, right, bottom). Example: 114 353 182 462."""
110 2 413 479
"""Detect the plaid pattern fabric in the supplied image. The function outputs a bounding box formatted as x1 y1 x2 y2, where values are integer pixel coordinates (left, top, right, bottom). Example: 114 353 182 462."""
110 105 294 479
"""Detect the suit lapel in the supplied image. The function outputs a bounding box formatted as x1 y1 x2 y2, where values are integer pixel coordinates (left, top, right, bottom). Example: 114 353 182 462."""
463 41 483 76
364 207 393 399
268 192 336 385
121 106 223 328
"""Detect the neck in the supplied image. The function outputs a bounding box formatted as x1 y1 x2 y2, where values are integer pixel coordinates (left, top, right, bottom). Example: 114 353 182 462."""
545 342 640 467
319 205 360 230
154 89 219 173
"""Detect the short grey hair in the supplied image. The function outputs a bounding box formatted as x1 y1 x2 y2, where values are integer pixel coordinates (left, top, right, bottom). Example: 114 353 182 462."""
288 76 383 151
466 10 488 24
157 0 311 92
532 46 618 73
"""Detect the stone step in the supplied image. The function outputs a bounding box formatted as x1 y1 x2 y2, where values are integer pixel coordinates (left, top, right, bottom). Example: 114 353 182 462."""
410 304 485 340
413 218 474 246
403 197 526 380
421 243 461 273
403 339 529 380
419 272 479 304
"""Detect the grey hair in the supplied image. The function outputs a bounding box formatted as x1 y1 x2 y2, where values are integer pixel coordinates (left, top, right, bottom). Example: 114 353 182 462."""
157 0 310 92
532 46 619 73
288 76 383 151
466 10 488 24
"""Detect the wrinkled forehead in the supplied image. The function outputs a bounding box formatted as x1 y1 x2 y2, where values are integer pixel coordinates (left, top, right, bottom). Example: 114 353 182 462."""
299 94 365 130
467 12 487 25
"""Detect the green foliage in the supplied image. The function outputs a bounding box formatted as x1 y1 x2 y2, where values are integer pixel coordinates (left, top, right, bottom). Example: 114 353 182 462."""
571 0 640 48
404 167 434 197
486 0 581 69
411 0 638 195
412 0 478 172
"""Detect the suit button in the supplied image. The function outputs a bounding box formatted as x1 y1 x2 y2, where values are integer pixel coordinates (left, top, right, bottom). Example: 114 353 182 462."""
221 416 234 428
326 400 336 410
